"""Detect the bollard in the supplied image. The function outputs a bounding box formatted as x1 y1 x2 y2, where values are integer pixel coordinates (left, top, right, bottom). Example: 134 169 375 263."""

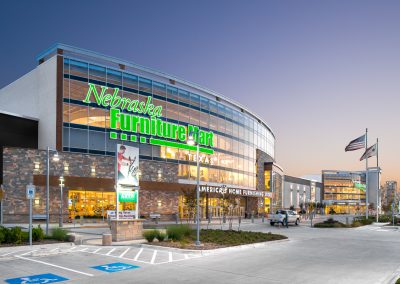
262 214 265 223
346 217 349 226
102 233 112 246
155 217 158 224
251 213 254 223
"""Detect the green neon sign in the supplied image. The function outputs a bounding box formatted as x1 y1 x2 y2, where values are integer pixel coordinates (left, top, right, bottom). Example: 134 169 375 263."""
118 190 137 202
354 182 366 191
83 83 214 154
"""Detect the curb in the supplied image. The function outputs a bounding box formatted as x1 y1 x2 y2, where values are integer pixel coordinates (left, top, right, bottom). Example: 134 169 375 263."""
0 242 75 253
122 238 290 255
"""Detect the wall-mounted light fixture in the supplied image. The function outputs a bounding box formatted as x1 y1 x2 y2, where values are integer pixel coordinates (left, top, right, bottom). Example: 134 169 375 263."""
34 162 40 171
157 200 162 207
91 165 96 176
64 163 69 173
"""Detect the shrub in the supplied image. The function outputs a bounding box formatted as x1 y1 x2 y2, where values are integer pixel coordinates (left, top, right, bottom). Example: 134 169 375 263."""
351 221 362 227
395 277 400 284
167 225 193 241
143 230 158 242
52 228 68 241
0 226 9 243
9 227 23 244
32 225 45 242
156 231 166 242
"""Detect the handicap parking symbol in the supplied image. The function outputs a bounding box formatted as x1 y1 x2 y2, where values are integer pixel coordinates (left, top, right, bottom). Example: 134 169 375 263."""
91 262 140 273
5 273 68 284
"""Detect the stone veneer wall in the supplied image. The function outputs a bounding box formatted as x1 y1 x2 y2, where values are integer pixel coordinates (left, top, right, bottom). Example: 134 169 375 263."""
2 147 179 223
255 149 274 215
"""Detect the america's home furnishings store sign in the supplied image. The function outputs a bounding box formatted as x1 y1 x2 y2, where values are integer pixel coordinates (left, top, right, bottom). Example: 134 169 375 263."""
83 83 214 154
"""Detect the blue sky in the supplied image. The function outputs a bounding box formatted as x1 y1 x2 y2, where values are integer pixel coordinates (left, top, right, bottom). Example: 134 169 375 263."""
1 0 399 182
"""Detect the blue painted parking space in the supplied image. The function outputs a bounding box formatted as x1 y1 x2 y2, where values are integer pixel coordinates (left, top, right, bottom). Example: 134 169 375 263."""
5 273 68 284
91 262 140 273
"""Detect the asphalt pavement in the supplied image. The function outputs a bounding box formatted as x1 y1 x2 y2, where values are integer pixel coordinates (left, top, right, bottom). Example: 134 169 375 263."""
1 219 399 284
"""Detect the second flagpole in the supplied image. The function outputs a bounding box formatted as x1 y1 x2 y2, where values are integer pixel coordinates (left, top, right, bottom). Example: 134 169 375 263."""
376 138 379 222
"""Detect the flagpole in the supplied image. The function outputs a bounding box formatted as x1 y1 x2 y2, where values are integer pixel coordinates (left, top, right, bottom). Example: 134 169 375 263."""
365 128 369 218
376 138 379 222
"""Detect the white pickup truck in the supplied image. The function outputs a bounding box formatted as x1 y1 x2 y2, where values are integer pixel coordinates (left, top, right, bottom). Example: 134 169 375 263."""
269 209 300 226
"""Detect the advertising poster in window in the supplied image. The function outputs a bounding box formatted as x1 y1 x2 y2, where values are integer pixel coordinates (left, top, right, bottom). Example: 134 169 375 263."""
116 144 139 188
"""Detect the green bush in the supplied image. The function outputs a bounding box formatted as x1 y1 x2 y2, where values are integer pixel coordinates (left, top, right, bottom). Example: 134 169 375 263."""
51 228 68 241
351 221 362 227
32 225 45 242
143 230 159 242
354 216 374 225
167 225 193 241
395 277 400 284
0 226 9 243
156 231 166 242
9 227 23 244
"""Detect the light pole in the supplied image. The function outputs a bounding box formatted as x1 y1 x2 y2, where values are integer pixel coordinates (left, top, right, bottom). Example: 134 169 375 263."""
59 176 64 227
187 131 201 246
46 147 59 235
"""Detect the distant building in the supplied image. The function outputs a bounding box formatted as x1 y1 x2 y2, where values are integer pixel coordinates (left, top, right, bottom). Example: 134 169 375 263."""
383 181 398 208
282 175 322 210
322 169 381 214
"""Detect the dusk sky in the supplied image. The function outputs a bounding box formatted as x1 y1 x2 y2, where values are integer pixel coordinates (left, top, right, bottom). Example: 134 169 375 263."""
1 0 399 183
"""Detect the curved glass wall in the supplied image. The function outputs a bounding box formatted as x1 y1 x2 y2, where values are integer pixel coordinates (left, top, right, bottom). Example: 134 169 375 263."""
62 58 275 189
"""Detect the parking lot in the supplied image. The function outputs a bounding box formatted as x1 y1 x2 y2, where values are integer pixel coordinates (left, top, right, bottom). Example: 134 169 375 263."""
1 221 400 284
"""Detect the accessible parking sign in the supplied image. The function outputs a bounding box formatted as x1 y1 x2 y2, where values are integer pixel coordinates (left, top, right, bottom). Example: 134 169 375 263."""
91 262 140 273
5 273 68 284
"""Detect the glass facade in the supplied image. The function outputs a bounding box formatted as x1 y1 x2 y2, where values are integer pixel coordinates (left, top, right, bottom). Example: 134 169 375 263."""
323 171 366 214
62 58 275 189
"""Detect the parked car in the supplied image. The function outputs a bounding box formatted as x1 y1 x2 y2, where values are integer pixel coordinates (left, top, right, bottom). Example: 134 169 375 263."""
269 209 300 226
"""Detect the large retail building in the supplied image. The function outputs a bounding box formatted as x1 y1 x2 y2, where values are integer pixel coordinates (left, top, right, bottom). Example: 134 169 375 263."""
0 44 280 223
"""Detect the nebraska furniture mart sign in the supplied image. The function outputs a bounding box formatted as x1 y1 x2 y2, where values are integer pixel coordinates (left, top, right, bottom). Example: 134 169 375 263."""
199 185 273 198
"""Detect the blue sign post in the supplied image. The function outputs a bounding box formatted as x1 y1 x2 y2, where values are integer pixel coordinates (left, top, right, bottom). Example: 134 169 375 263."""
5 273 68 284
91 262 140 273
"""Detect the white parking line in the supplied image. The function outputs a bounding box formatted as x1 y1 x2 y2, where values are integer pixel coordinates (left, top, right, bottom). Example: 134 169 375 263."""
93 248 102 253
16 255 94 277
50 248 60 252
19 249 39 256
184 254 189 259
168 252 173 262
119 248 130 258
105 248 116 255
134 248 143 261
78 247 89 252
150 250 157 264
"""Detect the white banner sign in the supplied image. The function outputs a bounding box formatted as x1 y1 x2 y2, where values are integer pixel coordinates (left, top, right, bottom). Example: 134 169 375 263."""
117 144 139 187
107 210 136 220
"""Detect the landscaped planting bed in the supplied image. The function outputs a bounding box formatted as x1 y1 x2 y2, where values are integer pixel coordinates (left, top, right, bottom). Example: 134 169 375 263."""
143 225 287 250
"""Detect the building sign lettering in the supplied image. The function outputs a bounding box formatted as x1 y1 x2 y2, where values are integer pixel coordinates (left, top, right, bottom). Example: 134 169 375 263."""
83 83 214 155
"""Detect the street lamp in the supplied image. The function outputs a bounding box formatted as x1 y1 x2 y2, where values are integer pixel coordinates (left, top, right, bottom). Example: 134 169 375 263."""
46 147 60 235
59 176 64 227
187 131 201 246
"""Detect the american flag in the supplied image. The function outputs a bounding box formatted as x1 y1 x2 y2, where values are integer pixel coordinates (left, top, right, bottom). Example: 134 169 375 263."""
345 134 365 151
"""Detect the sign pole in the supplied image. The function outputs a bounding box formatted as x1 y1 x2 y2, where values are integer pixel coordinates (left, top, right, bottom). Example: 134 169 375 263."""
29 196 32 246
135 189 139 219
26 184 35 246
